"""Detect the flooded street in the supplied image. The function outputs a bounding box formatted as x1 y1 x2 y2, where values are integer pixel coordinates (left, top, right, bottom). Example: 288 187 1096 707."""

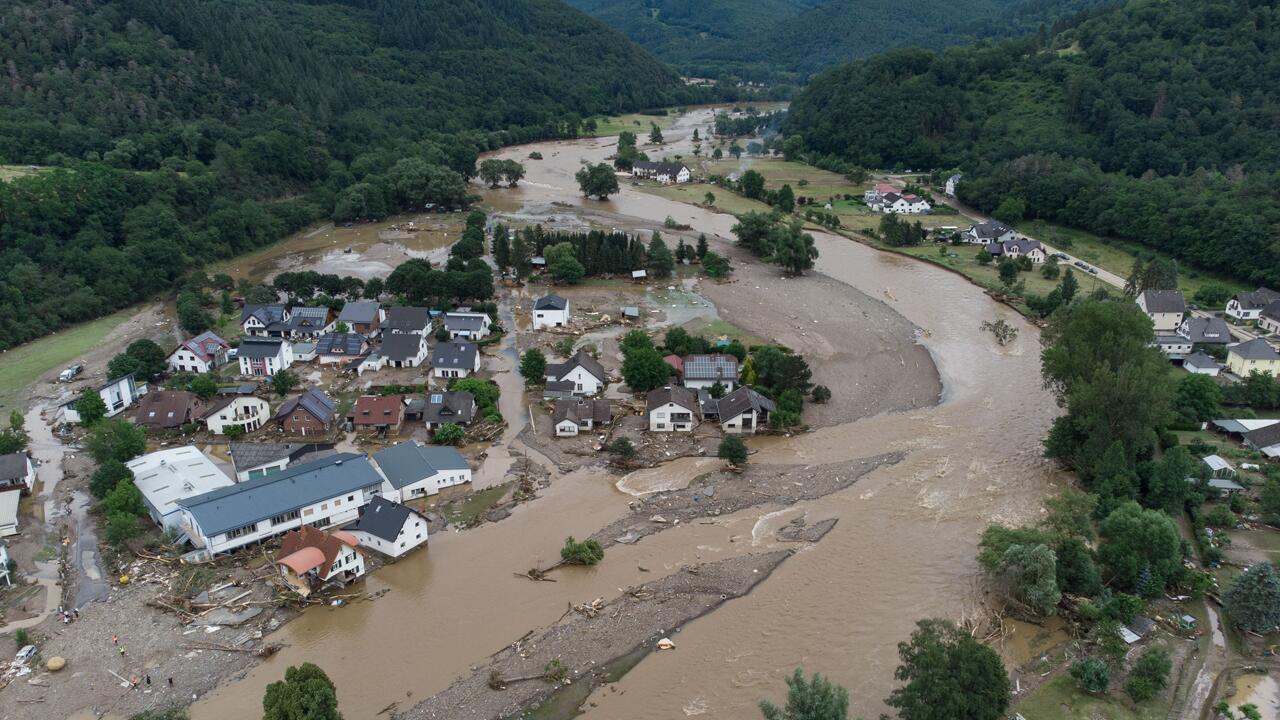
191 107 1062 720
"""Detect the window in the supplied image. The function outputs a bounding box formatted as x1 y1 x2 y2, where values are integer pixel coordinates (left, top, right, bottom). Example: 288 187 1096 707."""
348 495 354 502
321 503 328 510
226 522 258 539
270 510 300 526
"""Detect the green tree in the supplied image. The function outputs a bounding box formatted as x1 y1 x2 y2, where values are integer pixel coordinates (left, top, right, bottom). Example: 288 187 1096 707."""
622 346 671 393
1174 374 1222 423
86 419 146 464
886 619 1010 720
719 435 748 466
1224 562 1280 633
75 388 108 425
998 259 1019 286
104 512 140 546
620 329 654 355
90 459 132 499
1124 648 1171 702
545 241 586 284
649 122 664 144
520 349 547 382
702 251 732 278
1143 446 1194 514
1069 657 1110 694
772 222 818 275
995 543 1061 615
108 339 168 381
478 158 505 188
739 170 765 199
775 183 796 213
696 234 709 259
759 668 849 720
560 536 604 565
646 233 675 278
1097 501 1183 595
608 437 636 462
189 374 219 400
101 479 145 516
1042 488 1097 541
271 370 299 398
992 197 1025 225
975 249 993 266
704 192 716 206
575 163 620 200
433 422 465 445
176 292 213 335
262 663 343 720
502 159 525 186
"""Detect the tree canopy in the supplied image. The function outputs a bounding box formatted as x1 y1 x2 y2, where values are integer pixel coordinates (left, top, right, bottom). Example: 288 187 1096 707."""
886 619 1010 720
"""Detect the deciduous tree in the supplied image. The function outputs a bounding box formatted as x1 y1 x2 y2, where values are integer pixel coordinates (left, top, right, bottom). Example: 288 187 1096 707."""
759 668 849 720
886 619 1009 720
263 663 343 720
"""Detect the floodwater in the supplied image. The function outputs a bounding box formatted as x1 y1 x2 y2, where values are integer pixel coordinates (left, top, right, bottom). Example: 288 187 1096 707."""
1225 673 1280 720
191 107 1062 720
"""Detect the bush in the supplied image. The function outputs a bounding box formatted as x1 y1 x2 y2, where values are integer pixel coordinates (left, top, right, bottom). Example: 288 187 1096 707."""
104 512 141 546
1069 657 1110 694
14 628 29 648
90 460 132 499
560 536 603 565
433 423 465 446
608 437 636 462
1203 504 1236 528
1124 648 1171 702
811 385 831 403
718 436 748 466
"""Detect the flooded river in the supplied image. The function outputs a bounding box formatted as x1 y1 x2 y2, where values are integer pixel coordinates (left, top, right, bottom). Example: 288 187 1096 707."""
191 107 1063 720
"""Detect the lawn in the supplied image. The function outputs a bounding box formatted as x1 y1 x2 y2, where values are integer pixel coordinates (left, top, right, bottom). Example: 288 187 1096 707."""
701 158 864 200
587 111 675 138
0 306 136 413
0 164 43 182
681 318 767 348
642 182 771 216
1014 674 1170 720
889 242 1088 301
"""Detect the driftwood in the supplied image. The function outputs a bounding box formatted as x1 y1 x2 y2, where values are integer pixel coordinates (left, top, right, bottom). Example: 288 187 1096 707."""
513 571 557 583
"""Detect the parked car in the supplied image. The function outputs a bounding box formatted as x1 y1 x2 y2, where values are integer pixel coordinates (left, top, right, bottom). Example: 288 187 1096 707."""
1052 252 1068 260
1073 261 1086 268
1088 267 1098 275
58 364 83 382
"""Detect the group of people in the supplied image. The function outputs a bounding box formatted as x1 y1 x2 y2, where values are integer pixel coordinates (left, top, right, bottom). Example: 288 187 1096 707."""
58 605 78 624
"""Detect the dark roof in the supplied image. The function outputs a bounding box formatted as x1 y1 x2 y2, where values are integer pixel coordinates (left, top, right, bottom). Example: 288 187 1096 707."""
135 391 202 429
228 442 307 472
646 386 698 413
633 161 687 175
351 496 424 542
373 442 469 489
697 388 720 417
180 453 383 536
384 307 432 333
534 294 567 311
381 332 425 362
1262 300 1280 323
241 304 286 325
1140 289 1186 315
274 388 337 423
1232 288 1280 311
442 313 488 332
173 331 230 363
682 354 739 382
1183 352 1219 369
546 351 606 384
315 332 366 356
284 307 332 333
432 340 478 368
544 380 576 395
424 391 476 425
337 301 380 324
1178 316 1231 344
0 453 29 483
968 221 1012 239
237 337 286 359
552 398 611 425
1244 423 1280 450
716 386 776 420
217 382 258 396
1230 338 1280 361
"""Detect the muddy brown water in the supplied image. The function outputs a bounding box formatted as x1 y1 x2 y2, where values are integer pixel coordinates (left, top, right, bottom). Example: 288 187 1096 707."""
189 108 1063 720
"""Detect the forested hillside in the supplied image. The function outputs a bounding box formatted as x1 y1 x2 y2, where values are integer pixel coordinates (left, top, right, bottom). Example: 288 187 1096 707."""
0 0 698 350
786 0 1280 286
566 0 1113 82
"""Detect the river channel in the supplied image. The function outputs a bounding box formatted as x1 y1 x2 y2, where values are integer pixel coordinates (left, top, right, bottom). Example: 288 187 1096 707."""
191 107 1064 720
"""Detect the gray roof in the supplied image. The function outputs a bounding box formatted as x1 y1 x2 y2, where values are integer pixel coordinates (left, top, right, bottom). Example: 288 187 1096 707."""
533 294 567 311
1233 288 1280 311
237 337 285 359
424 391 476 425
351 495 424 542
682 354 739 382
241 304 286 325
384 307 432 333
546 351 606 384
217 382 258 396
372 442 469 490
646 386 699 413
1180 316 1231 344
986 238 1041 256
1140 289 1186 314
622 306 640 318
716 386 776 420
432 340 478 368
968 221 1012 239
552 398 611 425
443 313 487 332
1230 338 1280 361
284 307 331 333
227 442 319 472
1186 476 1247 492
273 388 337 423
381 332 425 362
1245 423 1280 450
1183 352 1219 369
633 161 687 176
0 453 29 483
179 453 383 537
315 332 365 356
337 301 380 324
1262 300 1280 323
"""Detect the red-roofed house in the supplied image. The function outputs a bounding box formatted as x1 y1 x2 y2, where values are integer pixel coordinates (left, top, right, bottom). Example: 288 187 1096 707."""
167 331 231 374
663 354 684 378
276 526 366 598
347 395 406 434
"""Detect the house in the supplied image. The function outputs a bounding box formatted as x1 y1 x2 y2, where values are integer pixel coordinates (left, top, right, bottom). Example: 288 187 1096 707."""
552 398 611 437
862 184 898 205
337 301 383 337
983 238 1045 264
237 338 293 377
963 221 1015 245
681 354 740 391
423 391 476 430
1202 454 1237 479
241 304 289 337
274 388 337 436
442 311 493 340
201 395 270 435
663 354 684 379
0 453 35 492
283 307 336 339
1226 338 1280 377
0 490 19 537
1259 301 1280 335
544 351 607 395
717 386 776 435
384 307 433 335
276 527 365 598
532 295 570 329
351 350 387 376
372 441 472 502
1186 475 1247 495
1178 316 1232 347
543 381 576 401
1136 290 1186 334
1155 335 1193 357
945 174 961 197
632 161 691 184
432 341 480 379
1182 352 1221 376
621 306 641 321
1243 423 1280 459
530 256 546 273
1226 288 1280 321
348 395 406 434
348 496 428 558
177 453 384 555
167 331 231 374
646 386 699 432
382 332 429 368
62 373 146 424
126 446 236 531
873 192 931 214
134 390 204 431
229 442 332 482
314 333 368 365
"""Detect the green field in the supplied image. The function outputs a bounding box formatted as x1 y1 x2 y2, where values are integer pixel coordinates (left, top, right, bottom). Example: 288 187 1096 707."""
1014 674 1171 720
587 111 675 138
643 182 771 216
0 164 43 182
702 158 863 200
0 307 137 412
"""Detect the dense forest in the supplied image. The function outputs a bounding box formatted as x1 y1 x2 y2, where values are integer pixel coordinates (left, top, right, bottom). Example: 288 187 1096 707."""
786 0 1280 286
0 0 716 350
566 0 1114 82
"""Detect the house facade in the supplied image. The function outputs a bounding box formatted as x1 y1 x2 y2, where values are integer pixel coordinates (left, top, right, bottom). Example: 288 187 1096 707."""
372 441 472 502
646 386 699 432
127 446 236 530
984 238 1045 263
552 398 611 437
544 351 607 395
442 312 492 340
1227 338 1280 377
276 527 365 598
945 174 961 197
431 341 480 378
275 388 337 436
63 374 145 424
1226 288 1280 321
632 161 691 184
0 453 36 493
202 395 270 435
1182 352 1221 376
348 496 428 558
167 331 231 374
873 192 931 214
532 295 569 329
284 307 336 339
1259 301 1280 335
1136 290 1186 334
717 387 776 435
963 221 1015 245
862 184 897 205
382 332 428 368
241 304 289 337
238 338 293 377
1178 316 1233 347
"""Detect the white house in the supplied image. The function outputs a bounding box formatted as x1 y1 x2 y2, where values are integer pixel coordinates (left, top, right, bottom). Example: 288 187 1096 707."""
632 161 691 184
382 332 428 369
0 490 19 537
646 386 699 432
945 174 961 197
1182 352 1221 376
237 338 293 377
348 496 428 558
873 192 931 214
0 453 35 493
984 238 1045 263
532 295 570 329
1136 290 1186 334
681 354 740 391
544 351 607 396
201 395 271 435
62 373 146 424
552 398 611 437
282 307 336 339
383 307 434 335
442 311 493 340
241 304 291 337
372 441 472 502
1259 301 1280 335
862 183 897 205
1226 288 1280 321
431 341 480 379
167 331 231 374
716 386 776 435
127 446 236 531
1156 335 1193 357
963 221 1016 245
276 527 366 598
177 453 384 555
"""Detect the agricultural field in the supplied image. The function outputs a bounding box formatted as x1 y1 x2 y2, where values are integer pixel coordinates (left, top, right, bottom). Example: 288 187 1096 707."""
587 111 675 137
0 307 136 412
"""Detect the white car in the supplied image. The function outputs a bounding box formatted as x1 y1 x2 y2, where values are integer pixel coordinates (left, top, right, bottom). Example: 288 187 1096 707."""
58 364 83 382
